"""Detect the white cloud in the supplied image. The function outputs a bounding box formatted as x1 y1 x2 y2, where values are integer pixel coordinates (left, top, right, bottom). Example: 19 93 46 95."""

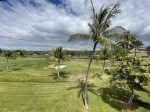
0 0 150 50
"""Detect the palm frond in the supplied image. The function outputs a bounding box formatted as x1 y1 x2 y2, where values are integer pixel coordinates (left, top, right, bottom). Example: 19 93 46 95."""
90 0 96 19
88 23 95 34
98 6 110 29
101 2 121 32
68 34 90 42
99 37 112 49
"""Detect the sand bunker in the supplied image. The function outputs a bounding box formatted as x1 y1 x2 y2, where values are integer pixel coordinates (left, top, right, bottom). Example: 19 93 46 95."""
49 64 66 70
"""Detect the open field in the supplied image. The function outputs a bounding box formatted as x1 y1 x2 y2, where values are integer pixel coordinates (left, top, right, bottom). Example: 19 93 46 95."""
0 57 149 112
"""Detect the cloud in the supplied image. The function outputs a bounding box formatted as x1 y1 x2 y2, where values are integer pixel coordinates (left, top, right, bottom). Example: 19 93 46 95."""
0 0 150 50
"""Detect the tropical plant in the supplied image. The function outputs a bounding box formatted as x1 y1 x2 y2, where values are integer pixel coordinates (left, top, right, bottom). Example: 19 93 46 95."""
111 43 126 60
0 48 2 66
145 46 150 57
99 47 111 76
105 56 150 107
0 48 2 55
3 50 15 71
132 37 143 56
69 0 121 108
15 50 25 68
53 47 67 79
116 32 134 55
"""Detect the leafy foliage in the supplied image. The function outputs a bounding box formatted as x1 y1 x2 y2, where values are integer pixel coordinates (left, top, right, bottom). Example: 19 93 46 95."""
53 47 68 79
15 50 25 57
68 34 90 42
145 46 150 51
106 56 150 93
0 48 2 55
99 47 111 60
53 47 68 62
3 50 16 59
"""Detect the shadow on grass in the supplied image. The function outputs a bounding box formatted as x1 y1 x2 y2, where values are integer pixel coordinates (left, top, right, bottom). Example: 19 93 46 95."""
133 98 150 110
99 86 150 111
67 81 99 96
66 81 99 105
13 68 21 71
50 71 69 80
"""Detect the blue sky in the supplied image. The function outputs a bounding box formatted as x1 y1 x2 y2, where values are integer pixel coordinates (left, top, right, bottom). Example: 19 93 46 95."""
0 0 150 50
50 0 61 5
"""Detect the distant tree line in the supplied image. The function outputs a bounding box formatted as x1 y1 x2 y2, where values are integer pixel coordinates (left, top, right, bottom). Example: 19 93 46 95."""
0 49 97 58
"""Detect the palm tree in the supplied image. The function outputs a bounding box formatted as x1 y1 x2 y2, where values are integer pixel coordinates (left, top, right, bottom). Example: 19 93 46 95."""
69 0 121 108
132 39 143 56
3 50 14 71
53 47 66 79
145 46 150 58
15 50 25 68
116 32 134 55
0 48 2 56
99 47 111 76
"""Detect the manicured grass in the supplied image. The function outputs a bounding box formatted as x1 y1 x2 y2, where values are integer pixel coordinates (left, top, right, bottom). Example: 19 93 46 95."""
0 57 149 112
0 57 106 82
0 82 82 112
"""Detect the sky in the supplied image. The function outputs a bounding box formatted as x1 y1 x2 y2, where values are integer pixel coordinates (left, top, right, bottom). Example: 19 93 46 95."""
0 0 149 51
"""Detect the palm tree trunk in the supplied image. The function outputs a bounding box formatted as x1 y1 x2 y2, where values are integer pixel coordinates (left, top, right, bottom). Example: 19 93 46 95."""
126 44 128 55
57 60 60 79
127 83 134 107
82 94 85 105
84 42 97 109
102 59 106 76
20 57 22 69
6 57 9 71
135 47 137 56
127 90 134 107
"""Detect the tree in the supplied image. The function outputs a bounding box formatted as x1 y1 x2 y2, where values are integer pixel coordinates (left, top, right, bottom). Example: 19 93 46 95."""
145 46 150 57
3 50 15 71
0 48 2 55
99 47 111 76
69 0 121 108
105 56 149 107
116 32 134 55
132 36 143 56
53 47 67 79
15 50 25 68
111 43 126 60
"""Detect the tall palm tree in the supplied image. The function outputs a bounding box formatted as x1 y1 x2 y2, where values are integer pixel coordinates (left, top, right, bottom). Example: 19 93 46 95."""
116 32 134 55
53 47 66 79
70 0 121 109
145 46 150 57
16 50 25 68
98 36 112 76
0 48 2 56
132 39 143 56
3 50 14 71
99 47 111 76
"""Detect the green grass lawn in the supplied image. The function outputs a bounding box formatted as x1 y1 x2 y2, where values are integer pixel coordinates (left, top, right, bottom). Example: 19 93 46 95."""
0 57 149 112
